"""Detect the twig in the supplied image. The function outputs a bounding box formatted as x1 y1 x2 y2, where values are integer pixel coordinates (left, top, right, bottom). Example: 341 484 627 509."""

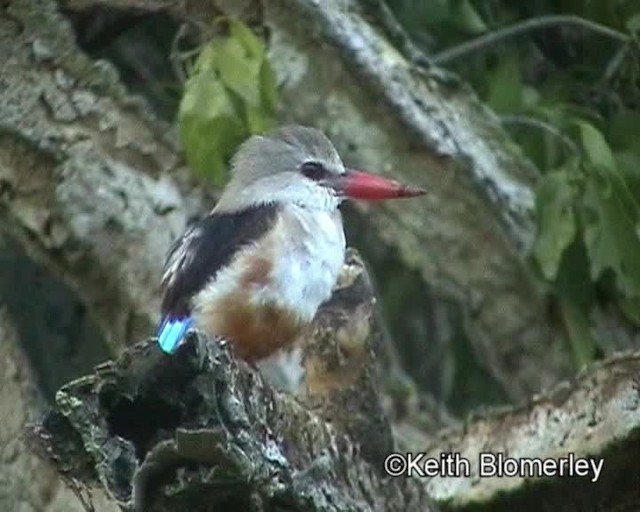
433 15 630 65
601 42 631 83
170 22 191 84
500 114 579 159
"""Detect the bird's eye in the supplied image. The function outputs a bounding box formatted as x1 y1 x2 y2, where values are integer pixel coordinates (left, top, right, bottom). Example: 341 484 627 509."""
300 161 328 181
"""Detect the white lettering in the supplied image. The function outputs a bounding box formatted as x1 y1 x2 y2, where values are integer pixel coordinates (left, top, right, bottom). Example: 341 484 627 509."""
590 459 604 482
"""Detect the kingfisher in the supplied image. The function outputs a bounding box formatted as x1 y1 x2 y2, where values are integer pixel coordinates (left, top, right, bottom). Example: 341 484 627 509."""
157 125 425 362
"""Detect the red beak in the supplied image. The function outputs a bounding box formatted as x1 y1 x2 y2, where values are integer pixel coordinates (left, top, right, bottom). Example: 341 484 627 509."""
335 169 426 201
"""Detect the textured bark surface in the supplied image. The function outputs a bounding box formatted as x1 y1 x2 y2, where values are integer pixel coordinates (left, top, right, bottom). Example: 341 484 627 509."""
422 351 640 511
0 0 190 349
32 337 430 512
0 306 117 512
30 332 640 512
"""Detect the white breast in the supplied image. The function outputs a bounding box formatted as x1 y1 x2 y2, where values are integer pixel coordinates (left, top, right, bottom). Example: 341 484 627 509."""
265 205 346 320
194 205 346 328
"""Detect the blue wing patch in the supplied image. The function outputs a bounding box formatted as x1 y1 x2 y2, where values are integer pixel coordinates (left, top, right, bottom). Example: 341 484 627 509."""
157 316 194 353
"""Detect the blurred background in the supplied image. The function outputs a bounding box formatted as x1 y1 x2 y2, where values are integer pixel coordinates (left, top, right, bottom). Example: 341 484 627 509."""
56 0 640 412
0 0 639 509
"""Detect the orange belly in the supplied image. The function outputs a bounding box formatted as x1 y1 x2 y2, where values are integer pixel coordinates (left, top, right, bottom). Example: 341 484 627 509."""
196 290 304 362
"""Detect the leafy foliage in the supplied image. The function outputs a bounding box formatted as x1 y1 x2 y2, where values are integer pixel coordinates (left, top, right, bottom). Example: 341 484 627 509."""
178 19 278 185
389 0 640 368
532 169 576 281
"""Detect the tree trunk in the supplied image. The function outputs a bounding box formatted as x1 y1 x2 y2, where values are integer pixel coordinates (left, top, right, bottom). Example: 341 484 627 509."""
0 278 117 511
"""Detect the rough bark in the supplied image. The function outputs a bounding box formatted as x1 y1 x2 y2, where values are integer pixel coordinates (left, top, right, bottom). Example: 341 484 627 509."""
422 351 640 511
30 331 640 512
29 334 431 512
0 0 191 349
0 303 117 512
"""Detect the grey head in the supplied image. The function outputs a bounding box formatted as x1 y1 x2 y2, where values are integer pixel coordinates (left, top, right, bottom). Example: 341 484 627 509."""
214 125 346 213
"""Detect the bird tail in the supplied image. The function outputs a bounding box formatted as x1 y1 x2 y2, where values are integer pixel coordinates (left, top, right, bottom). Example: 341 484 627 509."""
157 316 194 353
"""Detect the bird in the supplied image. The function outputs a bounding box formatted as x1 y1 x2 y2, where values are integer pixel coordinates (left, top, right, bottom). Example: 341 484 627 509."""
156 125 425 362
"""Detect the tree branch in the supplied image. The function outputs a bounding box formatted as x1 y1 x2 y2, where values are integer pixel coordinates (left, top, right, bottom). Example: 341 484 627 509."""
499 115 579 159
0 0 196 349
422 351 640 511
29 333 432 512
28 334 640 511
433 15 630 65
0 296 117 511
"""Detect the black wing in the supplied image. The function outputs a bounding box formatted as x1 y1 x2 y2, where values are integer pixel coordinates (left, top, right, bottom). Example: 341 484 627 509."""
161 204 280 319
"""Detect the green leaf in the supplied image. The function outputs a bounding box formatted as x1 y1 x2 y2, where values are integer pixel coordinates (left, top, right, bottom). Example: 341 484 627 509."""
560 299 597 369
581 171 640 298
626 13 640 34
215 37 262 106
608 109 640 150
533 170 577 280
245 105 276 133
259 60 278 114
177 18 278 185
179 72 244 184
614 151 640 197
577 121 616 171
619 296 640 326
228 18 264 59
554 236 594 309
486 54 522 113
210 19 270 108
521 86 541 108
450 0 487 34
193 42 218 74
